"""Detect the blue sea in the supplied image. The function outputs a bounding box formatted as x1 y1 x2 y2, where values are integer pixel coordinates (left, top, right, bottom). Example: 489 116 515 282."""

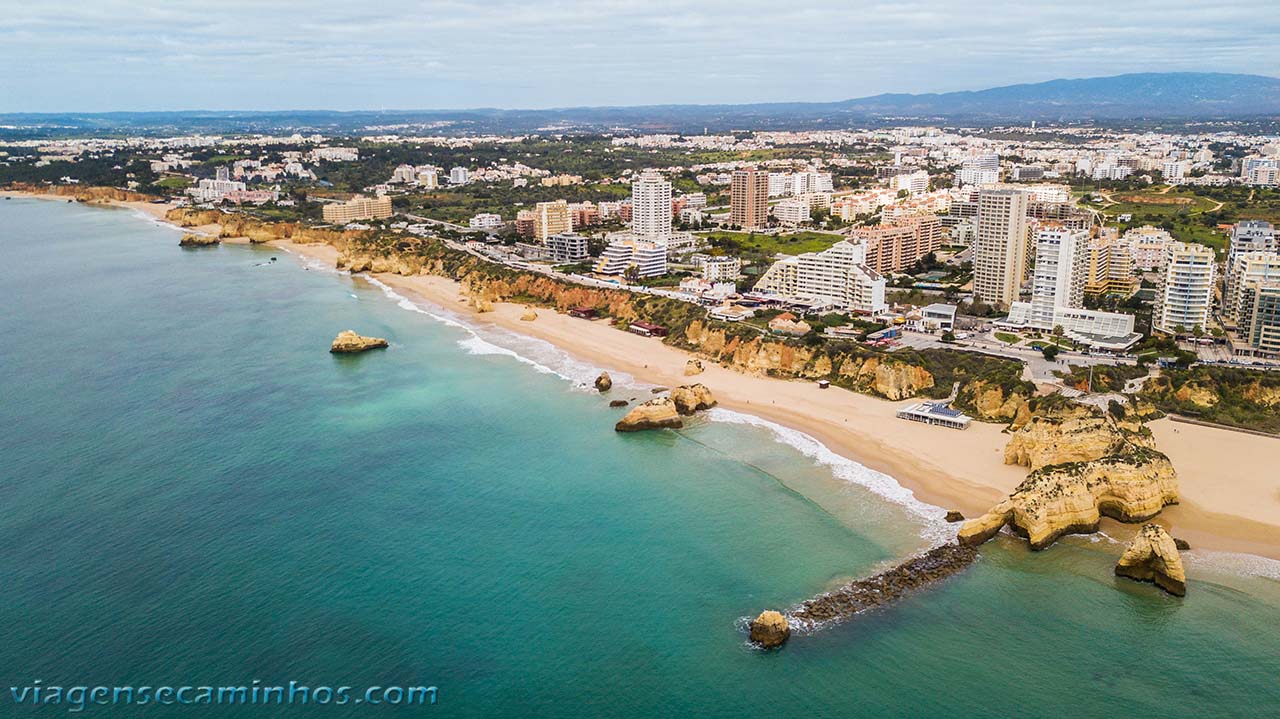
2 197 1278 717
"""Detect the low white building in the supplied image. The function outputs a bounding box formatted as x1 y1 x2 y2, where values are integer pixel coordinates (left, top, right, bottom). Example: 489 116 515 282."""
772 198 811 226
468 213 505 230
547 232 590 263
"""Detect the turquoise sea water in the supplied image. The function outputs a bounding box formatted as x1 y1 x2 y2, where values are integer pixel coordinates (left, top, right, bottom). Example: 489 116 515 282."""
1 197 1278 717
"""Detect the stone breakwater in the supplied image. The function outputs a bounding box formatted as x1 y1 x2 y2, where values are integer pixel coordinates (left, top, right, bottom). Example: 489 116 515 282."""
786 543 979 629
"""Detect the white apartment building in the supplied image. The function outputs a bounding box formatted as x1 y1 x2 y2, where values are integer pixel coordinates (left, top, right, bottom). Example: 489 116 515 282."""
972 188 1030 308
449 167 469 185
595 239 667 278
1154 242 1216 334
1001 227 1140 349
697 255 742 283
1224 251 1280 324
1227 221 1277 268
755 241 887 314
1162 160 1191 182
631 170 672 240
391 164 417 184
955 167 999 186
546 232 590 263
890 170 929 195
772 198 810 226
468 213 505 230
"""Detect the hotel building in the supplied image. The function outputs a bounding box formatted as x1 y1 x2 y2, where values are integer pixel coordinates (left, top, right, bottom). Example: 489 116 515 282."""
322 195 393 223
730 168 769 230
1224 251 1280 325
755 241 887 314
595 239 667 278
1001 227 1140 350
1154 242 1216 334
631 170 672 240
534 200 573 241
851 215 944 274
972 188 1030 308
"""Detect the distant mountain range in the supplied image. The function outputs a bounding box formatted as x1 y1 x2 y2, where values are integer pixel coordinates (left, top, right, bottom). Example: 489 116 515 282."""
3 73 1278 138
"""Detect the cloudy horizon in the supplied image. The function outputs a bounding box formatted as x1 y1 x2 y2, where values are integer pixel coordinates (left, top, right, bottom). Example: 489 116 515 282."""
2 0 1278 113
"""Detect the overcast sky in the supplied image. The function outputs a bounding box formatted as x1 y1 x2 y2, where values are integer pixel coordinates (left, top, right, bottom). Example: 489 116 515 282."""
2 0 1277 112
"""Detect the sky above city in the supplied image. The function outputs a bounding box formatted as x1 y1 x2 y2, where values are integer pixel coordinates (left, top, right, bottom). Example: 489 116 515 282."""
2 0 1278 113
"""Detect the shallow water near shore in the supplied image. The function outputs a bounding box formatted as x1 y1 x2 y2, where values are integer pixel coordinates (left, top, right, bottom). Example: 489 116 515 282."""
2 197 1278 717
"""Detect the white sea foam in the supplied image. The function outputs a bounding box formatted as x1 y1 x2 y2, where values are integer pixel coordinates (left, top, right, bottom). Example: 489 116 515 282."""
705 407 957 545
1184 550 1280 581
361 275 627 390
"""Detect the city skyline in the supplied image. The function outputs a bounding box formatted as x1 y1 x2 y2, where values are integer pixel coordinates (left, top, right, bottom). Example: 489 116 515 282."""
3 1 1280 112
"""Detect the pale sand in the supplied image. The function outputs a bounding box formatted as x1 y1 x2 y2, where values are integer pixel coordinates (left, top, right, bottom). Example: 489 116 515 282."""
266 239 1280 559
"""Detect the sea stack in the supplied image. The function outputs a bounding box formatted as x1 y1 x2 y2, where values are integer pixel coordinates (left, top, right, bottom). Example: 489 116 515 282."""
669 384 716 415
330 330 389 354
594 372 613 392
1115 523 1187 596
178 233 219 247
684 359 704 376
749 610 790 649
614 398 682 432
520 307 538 321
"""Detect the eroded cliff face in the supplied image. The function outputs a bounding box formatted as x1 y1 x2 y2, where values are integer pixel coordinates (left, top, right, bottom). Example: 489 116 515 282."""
8 183 154 203
167 208 364 247
680 320 934 400
1115 523 1187 596
956 380 1031 423
1004 400 1155 472
958 448 1178 550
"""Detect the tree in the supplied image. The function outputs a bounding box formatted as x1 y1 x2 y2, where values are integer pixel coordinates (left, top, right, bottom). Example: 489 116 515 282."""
623 265 640 284
941 330 956 343
1042 345 1059 361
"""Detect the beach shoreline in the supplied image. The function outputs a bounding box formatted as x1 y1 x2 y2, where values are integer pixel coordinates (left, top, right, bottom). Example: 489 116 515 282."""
0 189 177 221
262 237 1280 562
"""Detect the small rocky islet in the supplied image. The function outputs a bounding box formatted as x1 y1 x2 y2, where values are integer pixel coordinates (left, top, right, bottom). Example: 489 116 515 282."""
329 330 389 354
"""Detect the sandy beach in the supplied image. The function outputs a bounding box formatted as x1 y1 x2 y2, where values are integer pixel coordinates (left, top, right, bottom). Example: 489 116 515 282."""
1 189 176 222
264 237 1280 560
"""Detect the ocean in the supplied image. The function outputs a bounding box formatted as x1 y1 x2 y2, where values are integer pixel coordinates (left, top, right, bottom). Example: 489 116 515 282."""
1 197 1277 717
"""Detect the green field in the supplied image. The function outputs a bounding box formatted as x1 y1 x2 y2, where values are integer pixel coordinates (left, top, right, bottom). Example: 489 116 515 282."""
697 230 845 257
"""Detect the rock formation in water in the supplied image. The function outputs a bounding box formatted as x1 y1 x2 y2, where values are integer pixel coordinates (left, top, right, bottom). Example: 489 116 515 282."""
520 307 538 321
609 400 629 408
749 611 790 649
178 233 219 247
614 385 716 432
959 397 1179 550
1115 523 1187 596
945 511 965 523
684 359 704 376
594 372 612 392
614 398 683 432
958 448 1178 550
789 543 979 627
329 330 389 354
669 383 716 415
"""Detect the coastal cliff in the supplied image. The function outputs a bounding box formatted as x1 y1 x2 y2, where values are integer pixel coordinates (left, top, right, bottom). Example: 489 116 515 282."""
1003 397 1155 471
165 209 1035 417
959 447 1178 549
6 183 155 204
1115 523 1187 596
960 397 1178 550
